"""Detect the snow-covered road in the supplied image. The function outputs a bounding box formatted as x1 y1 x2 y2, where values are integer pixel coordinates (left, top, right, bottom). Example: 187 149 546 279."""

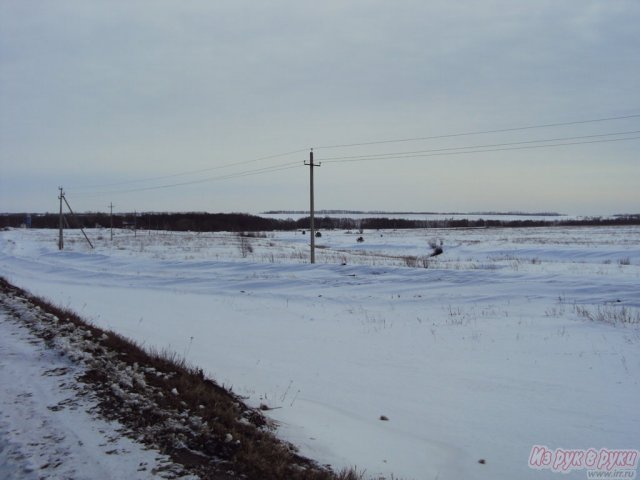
0 309 190 479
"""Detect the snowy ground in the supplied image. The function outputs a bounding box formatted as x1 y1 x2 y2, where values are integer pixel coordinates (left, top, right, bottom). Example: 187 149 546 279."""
0 299 194 480
1 226 639 480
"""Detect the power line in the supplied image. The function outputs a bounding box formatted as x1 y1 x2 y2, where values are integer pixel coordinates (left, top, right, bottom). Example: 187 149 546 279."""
315 113 640 150
321 135 640 165
65 111 639 204
68 131 639 198
70 161 303 198
318 130 640 163
71 113 640 190
70 148 308 190
67 112 639 192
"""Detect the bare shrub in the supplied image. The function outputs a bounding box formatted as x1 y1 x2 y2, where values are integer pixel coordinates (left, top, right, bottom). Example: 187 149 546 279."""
403 256 418 268
618 257 631 266
239 231 267 238
575 304 640 325
237 234 253 258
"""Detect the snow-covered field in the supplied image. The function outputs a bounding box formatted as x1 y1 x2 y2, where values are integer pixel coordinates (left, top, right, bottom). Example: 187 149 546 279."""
1 226 639 480
0 304 191 480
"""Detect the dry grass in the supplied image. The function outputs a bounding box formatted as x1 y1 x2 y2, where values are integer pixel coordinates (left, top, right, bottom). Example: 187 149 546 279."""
574 304 640 325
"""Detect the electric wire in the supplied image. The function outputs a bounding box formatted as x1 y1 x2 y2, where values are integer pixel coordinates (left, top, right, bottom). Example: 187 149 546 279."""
318 130 640 162
65 111 639 201
70 148 308 190
315 113 640 150
70 162 303 198
76 133 639 197
321 135 640 165
69 112 639 190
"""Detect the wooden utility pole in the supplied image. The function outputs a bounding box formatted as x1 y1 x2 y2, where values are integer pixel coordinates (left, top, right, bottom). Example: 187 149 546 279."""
58 187 64 250
62 195 94 249
109 202 114 241
56 188 93 250
304 149 321 264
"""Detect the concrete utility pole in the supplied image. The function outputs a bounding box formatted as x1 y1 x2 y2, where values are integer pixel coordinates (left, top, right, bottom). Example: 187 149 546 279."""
58 187 64 250
304 149 321 264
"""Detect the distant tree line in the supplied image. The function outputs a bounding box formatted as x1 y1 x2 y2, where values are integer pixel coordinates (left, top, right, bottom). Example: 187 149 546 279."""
264 209 564 216
2 212 639 231
0 212 290 231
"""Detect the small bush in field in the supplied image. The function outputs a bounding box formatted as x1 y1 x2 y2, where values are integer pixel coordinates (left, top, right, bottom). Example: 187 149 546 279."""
575 304 639 325
237 234 253 257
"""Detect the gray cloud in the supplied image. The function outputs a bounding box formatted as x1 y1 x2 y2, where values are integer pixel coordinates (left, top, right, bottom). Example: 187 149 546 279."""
1 0 639 214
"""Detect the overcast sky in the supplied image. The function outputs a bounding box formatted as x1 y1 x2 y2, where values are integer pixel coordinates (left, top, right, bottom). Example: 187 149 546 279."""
1 0 639 215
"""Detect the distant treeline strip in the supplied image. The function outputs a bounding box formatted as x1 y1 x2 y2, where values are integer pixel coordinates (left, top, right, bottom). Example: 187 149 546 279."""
264 210 563 216
3 213 640 231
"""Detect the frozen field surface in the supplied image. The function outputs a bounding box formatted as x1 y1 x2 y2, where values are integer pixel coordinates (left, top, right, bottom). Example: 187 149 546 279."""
1 226 639 480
